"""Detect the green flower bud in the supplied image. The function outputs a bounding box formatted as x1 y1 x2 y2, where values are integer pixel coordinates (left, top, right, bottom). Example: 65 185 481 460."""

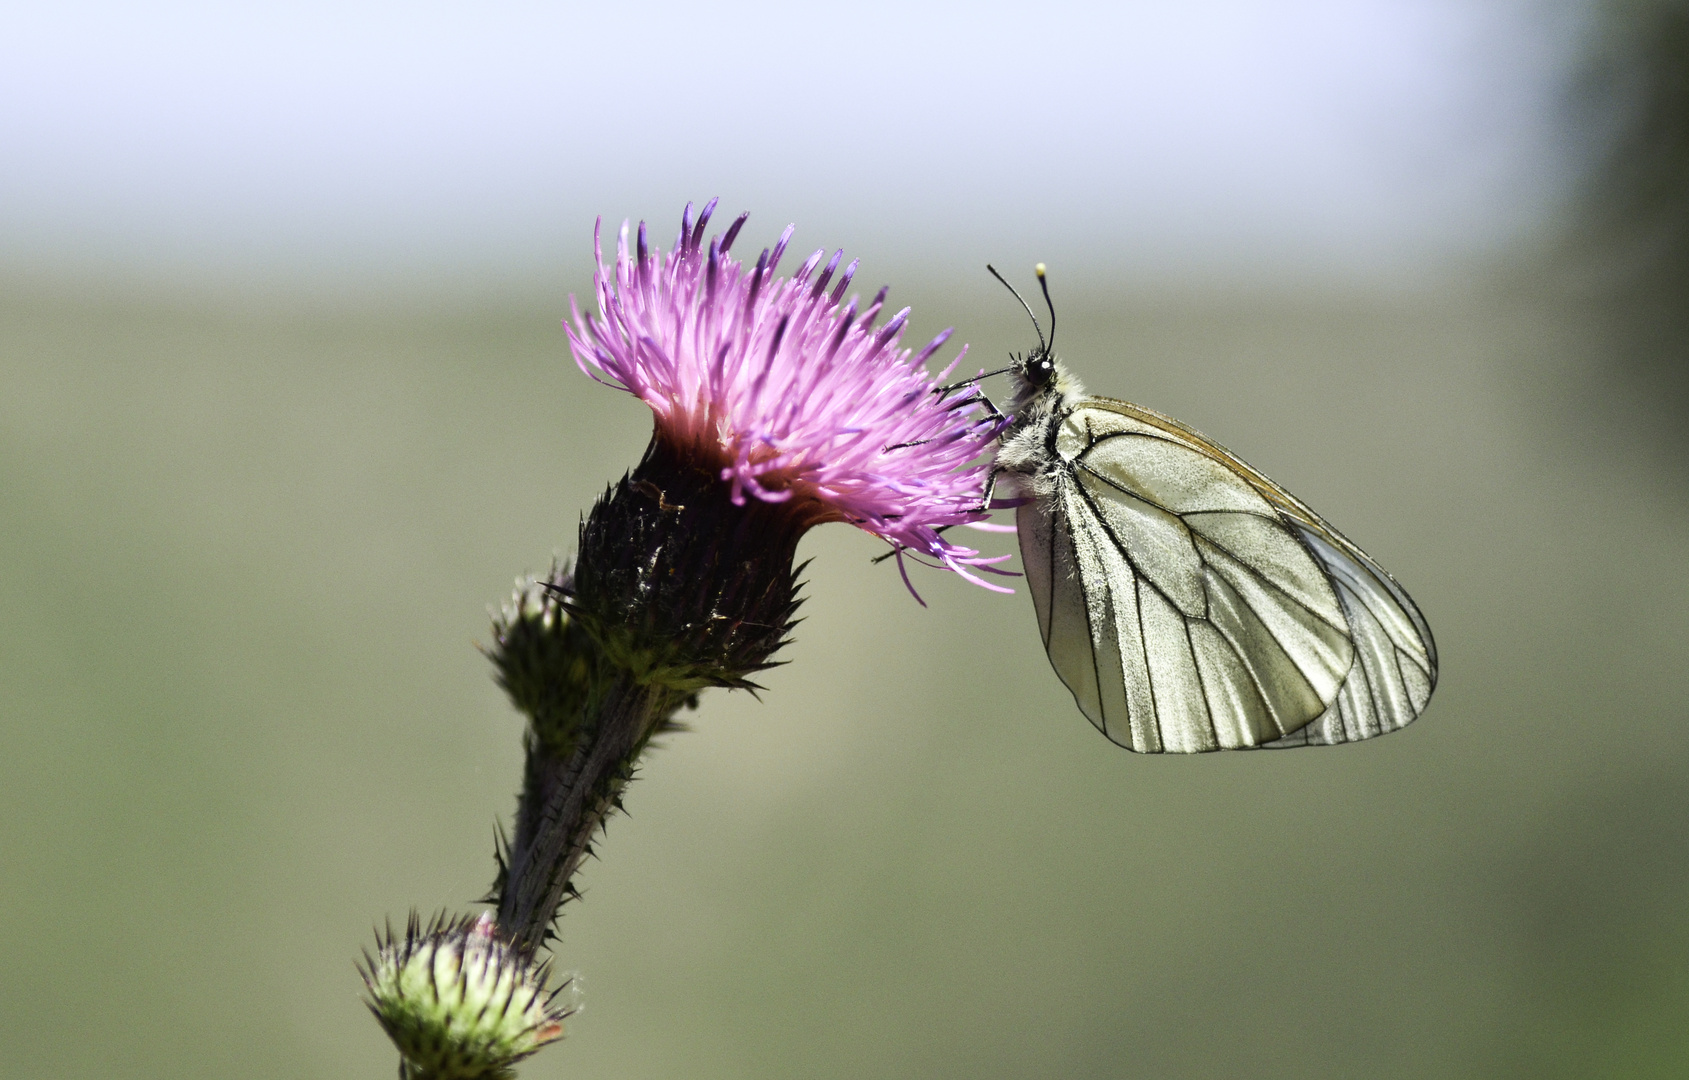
360 912 576 1080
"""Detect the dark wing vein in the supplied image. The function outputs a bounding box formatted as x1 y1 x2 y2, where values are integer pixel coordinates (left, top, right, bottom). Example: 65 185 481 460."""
1179 595 1220 746
1077 511 1111 742
1069 469 1188 625
1071 460 1345 658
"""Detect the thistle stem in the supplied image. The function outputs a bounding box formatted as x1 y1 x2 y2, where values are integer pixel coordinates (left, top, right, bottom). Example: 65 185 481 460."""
498 675 673 956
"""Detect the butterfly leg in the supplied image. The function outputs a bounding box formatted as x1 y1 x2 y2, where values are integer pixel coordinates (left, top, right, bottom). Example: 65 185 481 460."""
869 463 1008 566
872 376 1012 564
883 389 1004 452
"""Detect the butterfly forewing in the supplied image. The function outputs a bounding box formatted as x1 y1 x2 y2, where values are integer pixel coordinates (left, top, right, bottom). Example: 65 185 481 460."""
1019 397 1436 752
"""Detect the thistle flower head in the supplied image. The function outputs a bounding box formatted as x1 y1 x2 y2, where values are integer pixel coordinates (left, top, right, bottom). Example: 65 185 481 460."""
567 199 1010 590
360 912 576 1080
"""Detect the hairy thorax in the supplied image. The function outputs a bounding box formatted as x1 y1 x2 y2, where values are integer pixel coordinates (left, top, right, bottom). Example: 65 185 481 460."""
995 357 1086 499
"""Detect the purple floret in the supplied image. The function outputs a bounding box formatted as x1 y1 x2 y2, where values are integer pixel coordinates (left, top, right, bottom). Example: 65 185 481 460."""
567 199 1014 595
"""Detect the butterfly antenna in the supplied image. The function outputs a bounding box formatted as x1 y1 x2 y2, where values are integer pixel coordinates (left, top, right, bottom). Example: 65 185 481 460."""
986 263 1047 356
1035 263 1056 351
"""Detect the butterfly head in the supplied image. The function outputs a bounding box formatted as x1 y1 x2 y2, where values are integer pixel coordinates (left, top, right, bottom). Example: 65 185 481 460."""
989 263 1082 412
1022 343 1058 391
1009 344 1083 417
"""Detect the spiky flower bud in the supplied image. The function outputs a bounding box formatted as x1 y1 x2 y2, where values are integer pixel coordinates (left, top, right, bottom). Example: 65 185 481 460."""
360 912 576 1080
487 569 601 759
571 433 809 693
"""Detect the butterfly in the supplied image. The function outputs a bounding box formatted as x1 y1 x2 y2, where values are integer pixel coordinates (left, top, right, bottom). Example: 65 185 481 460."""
981 264 1437 752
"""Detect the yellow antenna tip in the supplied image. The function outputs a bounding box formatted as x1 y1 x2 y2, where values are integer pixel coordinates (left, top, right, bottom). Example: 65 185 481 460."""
1034 262 1047 277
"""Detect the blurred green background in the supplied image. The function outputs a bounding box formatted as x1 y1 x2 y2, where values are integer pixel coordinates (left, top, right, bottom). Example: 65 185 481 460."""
7 2 1689 1078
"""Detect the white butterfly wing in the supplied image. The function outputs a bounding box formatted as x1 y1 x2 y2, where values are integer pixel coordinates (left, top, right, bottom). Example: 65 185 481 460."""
1017 399 1436 752
1260 528 1436 747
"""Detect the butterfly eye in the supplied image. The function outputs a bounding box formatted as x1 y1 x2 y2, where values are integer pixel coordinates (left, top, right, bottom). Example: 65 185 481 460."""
1028 352 1056 388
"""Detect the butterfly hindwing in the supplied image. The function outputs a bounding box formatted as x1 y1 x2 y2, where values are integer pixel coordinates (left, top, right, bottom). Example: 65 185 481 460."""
1261 528 1436 747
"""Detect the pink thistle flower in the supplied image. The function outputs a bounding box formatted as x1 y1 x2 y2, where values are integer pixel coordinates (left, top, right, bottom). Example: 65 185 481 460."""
567 199 1013 595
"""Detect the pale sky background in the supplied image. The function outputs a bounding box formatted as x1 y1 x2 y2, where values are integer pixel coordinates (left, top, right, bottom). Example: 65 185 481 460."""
2 0 1582 286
